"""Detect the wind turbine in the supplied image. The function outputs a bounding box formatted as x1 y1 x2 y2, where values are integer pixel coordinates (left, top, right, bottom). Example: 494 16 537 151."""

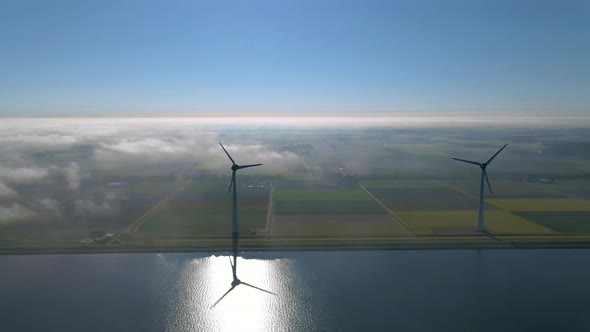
212 143 274 308
451 144 507 232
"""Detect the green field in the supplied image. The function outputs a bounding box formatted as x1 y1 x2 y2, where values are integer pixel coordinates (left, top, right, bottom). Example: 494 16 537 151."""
514 211 590 233
529 179 590 199
363 185 494 211
274 189 371 201
488 198 590 211
274 188 386 215
397 210 553 235
360 180 443 189
139 183 269 238
271 186 407 236
272 215 410 237
138 181 590 240
275 200 386 215
443 180 567 199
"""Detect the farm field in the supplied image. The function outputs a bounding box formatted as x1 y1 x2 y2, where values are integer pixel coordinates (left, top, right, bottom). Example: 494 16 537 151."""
135 181 590 239
139 183 269 239
271 184 410 236
488 198 590 212
441 180 567 199
361 180 496 211
273 188 386 215
396 210 553 235
5 122 590 252
514 211 590 233
272 215 410 237
528 179 590 199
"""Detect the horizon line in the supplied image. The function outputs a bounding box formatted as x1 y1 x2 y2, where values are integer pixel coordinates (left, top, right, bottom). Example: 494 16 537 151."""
1 111 589 119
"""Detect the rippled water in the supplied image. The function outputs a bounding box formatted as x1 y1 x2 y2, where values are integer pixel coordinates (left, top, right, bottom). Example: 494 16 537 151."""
1 250 590 331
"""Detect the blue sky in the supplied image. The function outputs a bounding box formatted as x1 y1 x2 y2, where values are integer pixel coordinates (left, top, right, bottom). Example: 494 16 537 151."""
0 0 588 116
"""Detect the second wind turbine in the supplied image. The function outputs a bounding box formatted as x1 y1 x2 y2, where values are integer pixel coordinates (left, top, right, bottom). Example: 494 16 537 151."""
451 144 507 232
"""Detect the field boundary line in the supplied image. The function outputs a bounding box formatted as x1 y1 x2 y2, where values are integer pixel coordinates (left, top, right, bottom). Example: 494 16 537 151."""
436 180 518 242
436 180 480 201
525 182 588 200
265 182 275 238
358 183 414 235
126 180 191 235
302 156 314 180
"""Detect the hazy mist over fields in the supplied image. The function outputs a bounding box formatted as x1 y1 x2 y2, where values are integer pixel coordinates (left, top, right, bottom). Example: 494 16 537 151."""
0 115 589 241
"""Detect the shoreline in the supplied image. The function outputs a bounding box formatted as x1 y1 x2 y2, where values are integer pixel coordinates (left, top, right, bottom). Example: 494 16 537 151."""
3 241 590 255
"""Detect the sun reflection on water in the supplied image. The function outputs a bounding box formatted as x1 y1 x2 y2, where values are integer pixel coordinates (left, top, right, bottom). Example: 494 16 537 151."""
160 254 288 331
206 255 278 331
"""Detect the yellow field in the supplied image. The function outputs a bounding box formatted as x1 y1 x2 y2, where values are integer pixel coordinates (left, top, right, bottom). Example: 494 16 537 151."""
272 215 411 237
397 210 553 235
488 198 590 211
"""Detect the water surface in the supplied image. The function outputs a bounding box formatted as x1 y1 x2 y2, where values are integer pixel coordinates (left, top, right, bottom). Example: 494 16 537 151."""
1 250 589 331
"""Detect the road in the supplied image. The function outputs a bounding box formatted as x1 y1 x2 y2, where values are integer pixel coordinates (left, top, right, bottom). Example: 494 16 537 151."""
358 183 413 235
123 180 191 236
302 156 314 180
264 182 275 237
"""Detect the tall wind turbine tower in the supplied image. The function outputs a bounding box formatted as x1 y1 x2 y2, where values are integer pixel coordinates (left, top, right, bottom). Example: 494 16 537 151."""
219 143 262 286
452 144 507 232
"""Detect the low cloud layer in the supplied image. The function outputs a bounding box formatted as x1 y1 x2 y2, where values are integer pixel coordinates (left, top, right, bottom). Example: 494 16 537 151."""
0 118 309 227
100 138 189 156
74 198 114 218
62 162 80 191
0 166 49 184
34 198 62 219
0 204 35 225
0 182 17 199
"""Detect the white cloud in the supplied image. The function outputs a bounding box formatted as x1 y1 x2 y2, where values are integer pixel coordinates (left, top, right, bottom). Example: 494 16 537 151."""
0 166 49 184
74 199 113 217
0 182 17 198
0 204 35 225
63 162 80 191
105 191 118 201
255 150 298 161
0 133 80 148
219 144 298 161
100 138 188 155
0 163 81 193
91 135 202 168
34 198 62 219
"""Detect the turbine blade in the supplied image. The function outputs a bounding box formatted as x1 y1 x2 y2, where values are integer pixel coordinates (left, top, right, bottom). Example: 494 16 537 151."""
240 281 277 296
484 169 493 195
238 163 263 170
228 171 235 193
451 158 481 166
219 142 236 165
229 255 234 269
486 144 508 165
211 286 236 309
